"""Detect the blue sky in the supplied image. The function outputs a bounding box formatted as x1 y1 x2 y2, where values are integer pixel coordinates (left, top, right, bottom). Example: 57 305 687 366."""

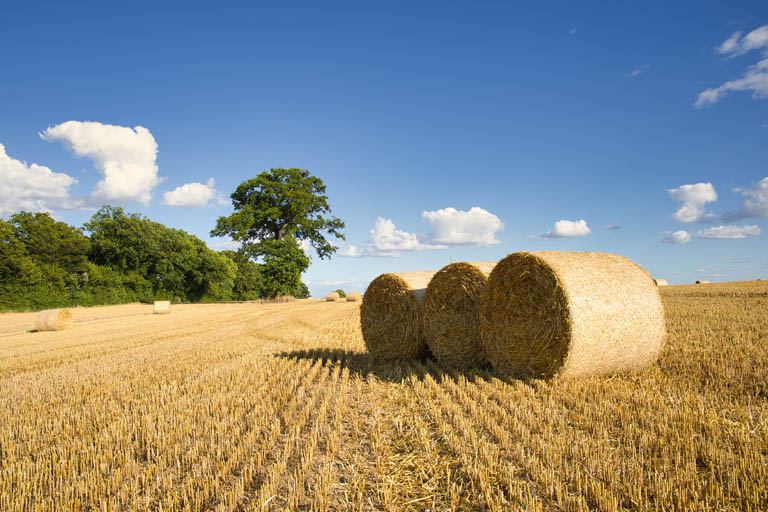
1 1 767 296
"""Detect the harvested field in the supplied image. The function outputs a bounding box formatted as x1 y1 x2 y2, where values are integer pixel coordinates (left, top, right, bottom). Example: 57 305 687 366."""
1 281 767 511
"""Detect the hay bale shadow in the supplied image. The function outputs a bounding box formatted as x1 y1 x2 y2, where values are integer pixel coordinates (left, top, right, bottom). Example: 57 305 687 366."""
276 347 531 387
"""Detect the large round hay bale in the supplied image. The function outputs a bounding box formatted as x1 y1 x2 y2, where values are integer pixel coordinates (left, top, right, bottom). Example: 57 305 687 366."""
360 271 436 360
346 291 361 302
695 280 710 284
480 251 666 379
35 309 73 331
325 292 340 302
422 261 496 368
153 301 171 314
653 278 668 286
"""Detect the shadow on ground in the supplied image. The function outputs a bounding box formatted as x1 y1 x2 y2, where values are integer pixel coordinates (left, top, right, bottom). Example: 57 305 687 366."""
276 347 529 385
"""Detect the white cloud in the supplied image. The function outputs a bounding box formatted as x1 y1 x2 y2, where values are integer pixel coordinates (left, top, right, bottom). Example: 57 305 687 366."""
695 225 761 239
696 25 768 107
421 207 503 246
540 219 591 239
717 25 768 56
163 178 225 207
695 58 768 107
338 244 362 257
40 121 162 205
667 182 717 223
340 207 503 257
569 28 577 35
661 230 691 244
0 143 81 217
627 64 650 78
723 176 768 221
358 217 446 257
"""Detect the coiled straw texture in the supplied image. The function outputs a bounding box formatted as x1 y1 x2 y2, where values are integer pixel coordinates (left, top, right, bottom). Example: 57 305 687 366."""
422 261 496 368
480 251 666 379
360 271 436 360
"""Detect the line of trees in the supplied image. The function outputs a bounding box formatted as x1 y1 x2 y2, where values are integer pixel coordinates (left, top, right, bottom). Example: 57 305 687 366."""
0 168 344 312
0 207 305 311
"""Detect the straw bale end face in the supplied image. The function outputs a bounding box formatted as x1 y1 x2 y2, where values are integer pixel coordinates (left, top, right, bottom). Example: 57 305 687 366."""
480 251 667 379
346 291 362 302
422 261 495 368
153 301 171 314
35 309 73 331
360 272 434 360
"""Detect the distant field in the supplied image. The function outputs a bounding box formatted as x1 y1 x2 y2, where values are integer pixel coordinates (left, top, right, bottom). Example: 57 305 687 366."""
0 281 766 511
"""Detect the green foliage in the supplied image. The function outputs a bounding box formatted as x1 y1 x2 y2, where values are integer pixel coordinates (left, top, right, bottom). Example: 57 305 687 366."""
1 191 324 311
257 237 311 298
334 289 346 298
211 168 345 259
222 250 264 300
9 211 90 273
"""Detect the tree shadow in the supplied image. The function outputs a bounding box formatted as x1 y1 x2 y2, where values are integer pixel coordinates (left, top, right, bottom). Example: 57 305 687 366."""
276 347 530 386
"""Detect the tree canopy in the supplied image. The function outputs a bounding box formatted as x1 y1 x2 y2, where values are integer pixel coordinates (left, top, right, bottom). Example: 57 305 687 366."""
211 168 345 259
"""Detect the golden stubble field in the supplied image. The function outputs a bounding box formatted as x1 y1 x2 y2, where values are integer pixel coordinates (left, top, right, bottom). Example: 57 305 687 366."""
0 281 766 511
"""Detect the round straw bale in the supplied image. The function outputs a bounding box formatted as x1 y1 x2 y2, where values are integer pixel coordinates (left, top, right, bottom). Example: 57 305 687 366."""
360 271 436 360
422 261 496 368
653 278 668 286
35 309 73 331
153 300 171 314
695 280 710 284
325 292 339 302
346 291 362 302
480 251 666 379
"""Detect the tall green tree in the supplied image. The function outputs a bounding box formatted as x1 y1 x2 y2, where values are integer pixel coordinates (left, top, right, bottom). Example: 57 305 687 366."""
211 168 345 259
211 168 345 297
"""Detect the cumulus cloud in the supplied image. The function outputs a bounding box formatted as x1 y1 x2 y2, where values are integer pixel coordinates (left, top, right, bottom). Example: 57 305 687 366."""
723 176 768 221
40 121 162 205
539 219 591 239
667 182 717 223
696 25 768 107
695 225 761 239
661 230 691 244
421 207 503 246
354 217 446 257
340 207 503 257
338 244 362 257
0 143 81 217
163 178 225 207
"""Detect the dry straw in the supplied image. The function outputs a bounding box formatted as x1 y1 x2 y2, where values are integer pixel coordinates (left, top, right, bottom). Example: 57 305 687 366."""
346 291 362 302
480 251 666 379
360 271 436 360
696 280 710 284
35 309 73 331
654 278 668 286
153 301 171 314
422 261 496 368
325 292 340 302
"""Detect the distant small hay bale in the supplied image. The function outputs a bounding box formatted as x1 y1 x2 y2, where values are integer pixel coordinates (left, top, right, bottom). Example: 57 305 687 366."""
35 309 73 331
480 251 666 379
696 280 710 284
360 271 436 360
422 261 496 368
325 292 340 302
153 301 171 314
346 291 362 302
654 278 668 286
